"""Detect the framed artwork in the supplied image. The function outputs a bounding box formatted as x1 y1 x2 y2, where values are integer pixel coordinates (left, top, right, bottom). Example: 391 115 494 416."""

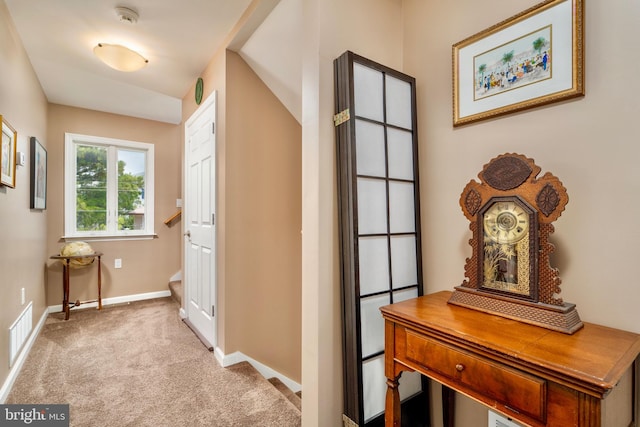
1 115 17 187
30 137 47 209
453 0 584 126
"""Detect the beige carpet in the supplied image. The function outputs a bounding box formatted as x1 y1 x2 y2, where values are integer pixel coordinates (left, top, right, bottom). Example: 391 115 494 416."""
6 298 301 427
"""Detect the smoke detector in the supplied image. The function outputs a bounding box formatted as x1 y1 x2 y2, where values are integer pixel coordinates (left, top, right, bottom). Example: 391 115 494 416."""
115 6 139 24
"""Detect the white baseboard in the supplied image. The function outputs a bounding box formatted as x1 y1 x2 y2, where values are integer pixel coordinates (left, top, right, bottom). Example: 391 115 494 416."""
48 290 171 313
169 271 182 282
0 307 49 403
214 349 301 393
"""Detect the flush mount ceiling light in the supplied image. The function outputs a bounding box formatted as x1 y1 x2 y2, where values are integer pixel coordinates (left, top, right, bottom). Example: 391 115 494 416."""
93 43 148 72
93 6 147 72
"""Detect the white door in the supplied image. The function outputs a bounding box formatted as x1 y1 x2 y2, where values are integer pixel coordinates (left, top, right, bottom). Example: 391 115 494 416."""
183 92 216 349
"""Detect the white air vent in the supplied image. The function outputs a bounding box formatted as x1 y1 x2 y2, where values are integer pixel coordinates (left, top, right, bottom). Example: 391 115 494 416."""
488 411 523 427
9 302 33 367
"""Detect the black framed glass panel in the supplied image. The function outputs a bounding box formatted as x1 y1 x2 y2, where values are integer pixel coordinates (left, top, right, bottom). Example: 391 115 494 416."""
334 51 428 426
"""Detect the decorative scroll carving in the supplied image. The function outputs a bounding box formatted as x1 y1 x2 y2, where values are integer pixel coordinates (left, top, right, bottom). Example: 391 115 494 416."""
464 189 482 216
461 221 479 290
537 184 560 217
482 155 532 190
537 223 563 306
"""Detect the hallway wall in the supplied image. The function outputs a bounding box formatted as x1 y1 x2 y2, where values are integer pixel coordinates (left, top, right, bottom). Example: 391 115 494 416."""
181 47 302 383
45 105 182 307
0 0 49 388
225 51 302 382
300 0 406 424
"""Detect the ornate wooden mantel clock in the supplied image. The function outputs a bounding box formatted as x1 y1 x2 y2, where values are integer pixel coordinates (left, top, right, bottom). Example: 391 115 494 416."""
448 153 583 334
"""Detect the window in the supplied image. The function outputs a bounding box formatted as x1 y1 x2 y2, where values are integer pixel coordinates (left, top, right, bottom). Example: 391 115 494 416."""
64 133 154 239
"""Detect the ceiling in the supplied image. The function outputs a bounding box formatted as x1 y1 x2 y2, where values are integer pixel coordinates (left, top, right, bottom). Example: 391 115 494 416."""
4 0 301 125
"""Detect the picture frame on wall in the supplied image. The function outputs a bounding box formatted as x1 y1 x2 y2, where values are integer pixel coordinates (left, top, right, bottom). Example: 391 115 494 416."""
30 137 47 209
1 115 17 188
453 0 584 126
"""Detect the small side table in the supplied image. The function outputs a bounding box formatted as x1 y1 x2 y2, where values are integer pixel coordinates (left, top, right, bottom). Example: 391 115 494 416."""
50 252 103 320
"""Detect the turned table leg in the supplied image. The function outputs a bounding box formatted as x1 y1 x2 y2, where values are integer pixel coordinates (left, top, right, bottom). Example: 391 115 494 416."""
97 255 102 310
62 260 70 320
385 374 401 426
442 385 455 427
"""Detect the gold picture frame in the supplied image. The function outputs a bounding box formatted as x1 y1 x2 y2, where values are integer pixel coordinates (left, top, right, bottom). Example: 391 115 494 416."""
1 115 17 188
453 0 584 126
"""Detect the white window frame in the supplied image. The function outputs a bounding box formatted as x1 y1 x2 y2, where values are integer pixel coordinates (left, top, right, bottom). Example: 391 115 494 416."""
64 133 155 240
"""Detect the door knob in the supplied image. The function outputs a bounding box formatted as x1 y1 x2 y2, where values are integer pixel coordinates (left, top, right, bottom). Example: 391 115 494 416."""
184 230 191 237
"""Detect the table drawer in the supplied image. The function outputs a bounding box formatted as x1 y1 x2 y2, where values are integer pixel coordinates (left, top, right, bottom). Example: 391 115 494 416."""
406 330 546 421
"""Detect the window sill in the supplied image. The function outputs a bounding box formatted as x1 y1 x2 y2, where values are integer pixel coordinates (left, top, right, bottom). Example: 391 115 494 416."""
61 233 157 242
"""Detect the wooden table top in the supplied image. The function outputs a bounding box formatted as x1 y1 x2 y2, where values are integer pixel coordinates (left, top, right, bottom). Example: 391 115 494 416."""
381 291 640 393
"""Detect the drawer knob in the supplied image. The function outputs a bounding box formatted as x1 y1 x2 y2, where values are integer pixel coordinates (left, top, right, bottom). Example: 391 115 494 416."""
455 363 465 372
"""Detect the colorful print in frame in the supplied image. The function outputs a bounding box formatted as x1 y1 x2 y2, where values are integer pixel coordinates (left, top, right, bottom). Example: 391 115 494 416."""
474 26 551 101
453 0 584 126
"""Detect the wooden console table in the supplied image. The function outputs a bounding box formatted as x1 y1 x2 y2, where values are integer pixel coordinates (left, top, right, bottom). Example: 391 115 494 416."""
381 291 640 427
50 252 103 320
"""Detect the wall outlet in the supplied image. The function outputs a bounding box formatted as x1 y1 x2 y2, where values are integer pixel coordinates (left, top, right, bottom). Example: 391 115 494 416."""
21 288 25 305
115 258 122 269
176 198 182 208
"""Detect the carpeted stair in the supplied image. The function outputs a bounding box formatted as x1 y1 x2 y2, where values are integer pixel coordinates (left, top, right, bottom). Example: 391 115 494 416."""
268 377 302 412
169 279 301 412
169 279 182 305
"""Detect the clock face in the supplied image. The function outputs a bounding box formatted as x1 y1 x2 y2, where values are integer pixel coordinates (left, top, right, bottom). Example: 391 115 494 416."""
479 197 536 300
483 201 529 244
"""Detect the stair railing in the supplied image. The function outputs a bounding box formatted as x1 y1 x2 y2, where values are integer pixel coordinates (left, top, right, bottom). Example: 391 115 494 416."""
164 210 182 227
